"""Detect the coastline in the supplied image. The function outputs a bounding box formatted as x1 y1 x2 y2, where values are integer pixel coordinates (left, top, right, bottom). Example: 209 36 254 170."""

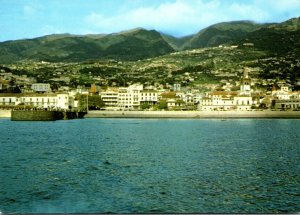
1 109 300 119
85 110 300 119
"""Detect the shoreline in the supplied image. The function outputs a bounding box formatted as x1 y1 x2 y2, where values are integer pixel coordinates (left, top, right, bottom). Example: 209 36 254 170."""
85 110 300 119
1 110 300 119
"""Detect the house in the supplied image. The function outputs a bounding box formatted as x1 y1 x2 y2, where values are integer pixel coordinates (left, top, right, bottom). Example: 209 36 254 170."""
201 91 237 111
160 92 185 110
31 83 51 93
271 86 300 110
118 84 143 110
100 87 119 109
272 98 300 110
0 93 74 110
272 86 292 100
140 89 158 106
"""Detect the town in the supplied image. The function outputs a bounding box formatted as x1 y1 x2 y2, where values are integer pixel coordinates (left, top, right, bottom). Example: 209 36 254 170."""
1 63 300 112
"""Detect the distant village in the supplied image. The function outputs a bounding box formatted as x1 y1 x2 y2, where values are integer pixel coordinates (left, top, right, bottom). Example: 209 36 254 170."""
0 66 300 112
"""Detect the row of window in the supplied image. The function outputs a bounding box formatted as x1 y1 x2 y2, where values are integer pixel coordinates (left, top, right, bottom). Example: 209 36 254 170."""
141 93 157 96
1 97 67 102
203 100 251 105
118 98 139 101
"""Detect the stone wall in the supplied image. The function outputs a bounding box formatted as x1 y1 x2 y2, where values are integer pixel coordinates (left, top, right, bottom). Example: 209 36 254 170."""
11 110 63 121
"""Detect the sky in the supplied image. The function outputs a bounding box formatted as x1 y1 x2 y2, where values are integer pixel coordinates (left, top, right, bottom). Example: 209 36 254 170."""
0 0 300 42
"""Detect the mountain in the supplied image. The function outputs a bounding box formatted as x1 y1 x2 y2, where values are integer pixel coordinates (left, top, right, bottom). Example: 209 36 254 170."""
180 18 300 54
180 21 268 50
0 17 300 63
267 17 300 31
0 29 174 63
160 33 192 51
235 17 300 56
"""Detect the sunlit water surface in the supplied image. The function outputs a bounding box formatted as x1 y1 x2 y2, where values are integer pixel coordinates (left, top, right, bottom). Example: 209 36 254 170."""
0 118 299 213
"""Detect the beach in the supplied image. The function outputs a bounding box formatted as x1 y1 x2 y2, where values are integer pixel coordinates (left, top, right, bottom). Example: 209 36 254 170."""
0 110 11 118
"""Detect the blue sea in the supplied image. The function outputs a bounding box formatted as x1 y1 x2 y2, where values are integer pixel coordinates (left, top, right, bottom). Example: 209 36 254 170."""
0 118 299 213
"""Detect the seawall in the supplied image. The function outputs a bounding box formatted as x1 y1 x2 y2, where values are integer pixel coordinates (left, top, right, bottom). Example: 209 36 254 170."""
2 110 300 119
0 110 11 118
11 110 63 121
86 110 300 119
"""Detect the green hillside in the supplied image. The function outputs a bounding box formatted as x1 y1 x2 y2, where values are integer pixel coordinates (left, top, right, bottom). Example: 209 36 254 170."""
0 17 299 63
0 29 174 63
181 21 267 50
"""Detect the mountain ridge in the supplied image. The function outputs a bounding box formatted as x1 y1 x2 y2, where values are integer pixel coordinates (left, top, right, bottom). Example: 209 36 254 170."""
0 17 299 63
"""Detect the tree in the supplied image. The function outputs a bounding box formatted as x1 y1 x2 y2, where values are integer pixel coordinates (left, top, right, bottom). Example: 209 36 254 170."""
140 103 150 110
157 101 168 110
88 95 105 110
76 94 104 111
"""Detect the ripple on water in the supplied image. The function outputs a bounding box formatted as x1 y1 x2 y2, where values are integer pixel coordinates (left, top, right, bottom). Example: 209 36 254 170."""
0 118 300 213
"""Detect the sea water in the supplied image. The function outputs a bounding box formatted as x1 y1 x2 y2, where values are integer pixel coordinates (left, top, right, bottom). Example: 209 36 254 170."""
0 118 299 213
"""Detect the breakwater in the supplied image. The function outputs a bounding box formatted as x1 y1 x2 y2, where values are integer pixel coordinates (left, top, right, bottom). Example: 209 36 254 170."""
86 110 300 118
11 110 63 121
2 110 300 119
10 110 87 121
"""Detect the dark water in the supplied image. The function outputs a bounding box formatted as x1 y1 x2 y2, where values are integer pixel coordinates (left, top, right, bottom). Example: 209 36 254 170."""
0 118 299 213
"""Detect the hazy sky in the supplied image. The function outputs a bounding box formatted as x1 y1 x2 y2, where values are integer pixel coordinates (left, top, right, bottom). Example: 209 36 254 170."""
1 0 300 42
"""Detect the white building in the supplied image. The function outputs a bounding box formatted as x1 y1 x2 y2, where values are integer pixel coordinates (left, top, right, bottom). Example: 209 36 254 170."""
200 91 253 111
100 87 119 109
31 83 51 92
118 84 143 110
239 67 252 96
200 68 253 111
139 89 158 106
0 93 73 110
174 83 181 92
99 84 159 110
272 86 292 100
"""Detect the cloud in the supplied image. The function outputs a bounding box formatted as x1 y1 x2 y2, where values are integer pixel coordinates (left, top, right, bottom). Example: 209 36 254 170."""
228 2 270 21
85 0 225 36
84 0 300 36
41 25 62 36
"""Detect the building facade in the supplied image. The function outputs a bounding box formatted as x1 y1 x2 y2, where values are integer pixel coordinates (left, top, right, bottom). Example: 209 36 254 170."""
100 87 119 109
118 84 143 110
31 83 51 92
200 67 253 111
0 93 73 110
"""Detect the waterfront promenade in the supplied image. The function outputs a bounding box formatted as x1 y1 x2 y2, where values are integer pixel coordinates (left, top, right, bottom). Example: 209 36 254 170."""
2 109 300 119
86 110 300 118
